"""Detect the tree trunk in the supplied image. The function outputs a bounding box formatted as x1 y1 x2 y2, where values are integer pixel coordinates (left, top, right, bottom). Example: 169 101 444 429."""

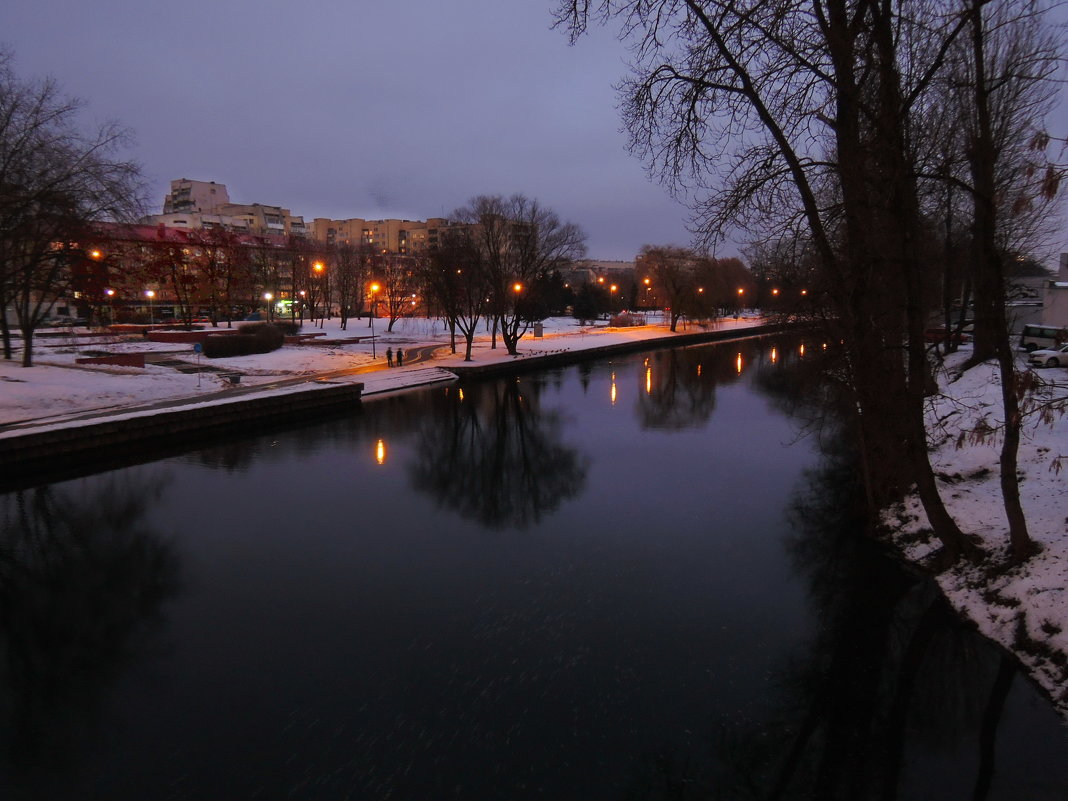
967 0 1033 559
19 324 34 367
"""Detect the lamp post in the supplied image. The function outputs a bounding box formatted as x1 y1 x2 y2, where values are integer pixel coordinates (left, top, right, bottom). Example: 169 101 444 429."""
369 283 380 358
264 292 273 322
145 289 155 325
313 261 325 325
105 288 115 326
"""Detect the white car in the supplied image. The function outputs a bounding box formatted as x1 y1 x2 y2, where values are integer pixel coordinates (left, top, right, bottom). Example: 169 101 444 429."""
1028 343 1068 367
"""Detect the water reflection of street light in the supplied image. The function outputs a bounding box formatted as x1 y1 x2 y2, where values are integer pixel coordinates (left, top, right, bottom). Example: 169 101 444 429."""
145 289 155 325
376 438 387 465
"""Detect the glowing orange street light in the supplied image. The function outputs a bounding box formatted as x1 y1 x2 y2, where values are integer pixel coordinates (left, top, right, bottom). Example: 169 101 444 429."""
89 249 103 260
369 282 381 353
514 283 523 293
145 289 156 325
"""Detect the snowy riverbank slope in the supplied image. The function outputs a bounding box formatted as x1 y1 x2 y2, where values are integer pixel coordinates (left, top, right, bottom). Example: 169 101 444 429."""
886 351 1068 712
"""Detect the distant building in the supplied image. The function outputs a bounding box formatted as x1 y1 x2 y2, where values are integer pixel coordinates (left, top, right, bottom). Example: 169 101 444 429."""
162 179 230 214
310 217 452 253
147 179 307 238
1043 255 1068 328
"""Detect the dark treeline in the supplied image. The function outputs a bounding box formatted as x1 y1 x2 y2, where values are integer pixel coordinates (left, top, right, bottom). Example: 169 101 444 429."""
556 0 1065 565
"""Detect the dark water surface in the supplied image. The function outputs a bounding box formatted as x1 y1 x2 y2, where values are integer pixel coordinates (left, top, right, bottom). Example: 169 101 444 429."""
2 337 1067 800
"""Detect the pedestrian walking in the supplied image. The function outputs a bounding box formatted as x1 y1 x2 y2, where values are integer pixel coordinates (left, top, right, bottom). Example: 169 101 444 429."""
386 347 393 367
396 348 404 367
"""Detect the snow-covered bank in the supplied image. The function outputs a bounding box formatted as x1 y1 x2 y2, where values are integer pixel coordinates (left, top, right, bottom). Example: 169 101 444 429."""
0 314 767 428
886 351 1068 712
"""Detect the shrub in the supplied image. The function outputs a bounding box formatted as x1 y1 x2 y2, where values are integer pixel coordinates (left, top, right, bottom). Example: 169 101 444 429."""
238 320 300 336
203 323 286 358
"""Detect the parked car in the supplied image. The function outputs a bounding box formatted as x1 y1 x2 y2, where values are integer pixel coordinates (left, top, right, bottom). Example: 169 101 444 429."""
924 325 971 344
1027 343 1068 368
1019 323 1067 352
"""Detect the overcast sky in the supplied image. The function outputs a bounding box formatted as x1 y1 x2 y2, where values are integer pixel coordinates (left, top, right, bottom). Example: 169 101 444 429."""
3 1 1067 264
2 0 701 261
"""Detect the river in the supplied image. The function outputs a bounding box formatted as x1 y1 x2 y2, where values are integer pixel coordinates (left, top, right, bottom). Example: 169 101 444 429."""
2 335 1066 800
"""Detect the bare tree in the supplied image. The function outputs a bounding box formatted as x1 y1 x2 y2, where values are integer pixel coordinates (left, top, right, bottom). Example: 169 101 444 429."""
375 252 418 332
637 245 696 331
421 227 491 360
451 194 585 355
0 50 145 365
555 0 986 561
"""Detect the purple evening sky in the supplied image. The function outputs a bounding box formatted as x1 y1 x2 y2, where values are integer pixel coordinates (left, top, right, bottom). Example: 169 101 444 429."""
2 1 1066 264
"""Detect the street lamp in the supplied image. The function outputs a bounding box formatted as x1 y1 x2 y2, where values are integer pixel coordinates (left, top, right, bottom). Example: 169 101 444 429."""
145 289 155 325
369 283 380 357
313 261 326 323
105 288 115 325
264 292 273 322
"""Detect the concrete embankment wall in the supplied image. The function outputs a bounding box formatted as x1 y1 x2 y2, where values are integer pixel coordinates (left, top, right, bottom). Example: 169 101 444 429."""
0 383 363 490
448 322 801 379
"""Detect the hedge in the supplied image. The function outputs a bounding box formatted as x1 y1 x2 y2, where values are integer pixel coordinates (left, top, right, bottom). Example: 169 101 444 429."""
203 323 286 358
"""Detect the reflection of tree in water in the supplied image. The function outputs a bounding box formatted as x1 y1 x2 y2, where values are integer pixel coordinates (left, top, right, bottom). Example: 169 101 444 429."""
0 476 180 787
409 378 588 529
634 345 736 430
623 384 1053 800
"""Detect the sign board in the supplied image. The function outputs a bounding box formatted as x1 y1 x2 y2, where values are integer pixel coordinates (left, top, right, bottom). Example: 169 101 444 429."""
193 343 203 353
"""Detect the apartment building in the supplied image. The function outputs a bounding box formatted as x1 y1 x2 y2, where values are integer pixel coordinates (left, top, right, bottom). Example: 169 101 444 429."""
155 179 469 252
310 217 451 253
149 179 307 238
162 179 231 214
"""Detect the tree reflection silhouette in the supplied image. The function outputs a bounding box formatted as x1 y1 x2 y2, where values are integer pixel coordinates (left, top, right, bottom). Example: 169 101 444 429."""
0 476 180 787
621 360 1065 800
635 344 746 430
409 379 588 529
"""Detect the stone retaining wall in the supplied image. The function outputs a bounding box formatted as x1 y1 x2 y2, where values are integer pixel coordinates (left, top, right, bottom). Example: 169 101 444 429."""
0 383 363 489
448 322 801 379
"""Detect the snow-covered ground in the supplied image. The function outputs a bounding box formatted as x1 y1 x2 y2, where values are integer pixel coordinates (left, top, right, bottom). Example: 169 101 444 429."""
0 313 767 428
4 314 1067 713
886 350 1068 712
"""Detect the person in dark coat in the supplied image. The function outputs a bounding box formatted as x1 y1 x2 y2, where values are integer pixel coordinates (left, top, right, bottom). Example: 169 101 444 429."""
385 347 393 367
396 348 404 367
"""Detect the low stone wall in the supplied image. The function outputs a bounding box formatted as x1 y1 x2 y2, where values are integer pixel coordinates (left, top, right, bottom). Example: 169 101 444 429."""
448 322 802 379
75 353 146 368
0 383 363 489
146 329 211 344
